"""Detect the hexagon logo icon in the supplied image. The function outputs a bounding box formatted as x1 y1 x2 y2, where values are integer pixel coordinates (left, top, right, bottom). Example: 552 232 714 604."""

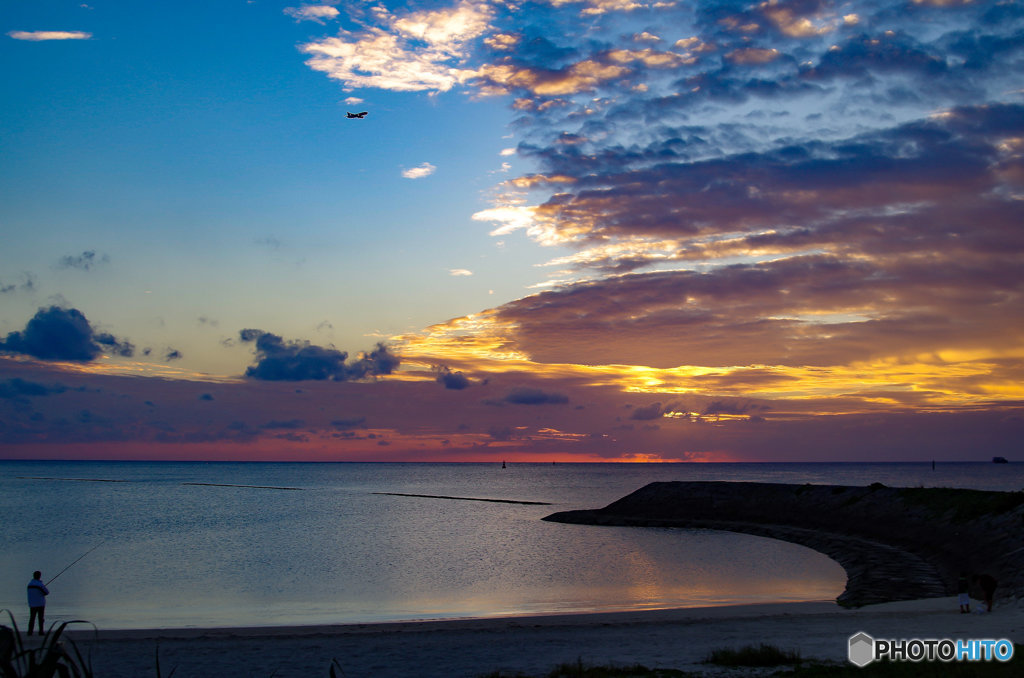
848 632 875 667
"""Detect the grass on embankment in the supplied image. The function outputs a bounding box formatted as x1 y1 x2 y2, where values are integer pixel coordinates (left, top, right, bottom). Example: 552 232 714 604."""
705 643 802 667
896 487 1024 522
478 660 691 677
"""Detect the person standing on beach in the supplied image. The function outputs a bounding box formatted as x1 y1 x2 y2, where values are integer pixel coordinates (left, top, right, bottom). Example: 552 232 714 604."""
957 571 970 613
26 571 49 636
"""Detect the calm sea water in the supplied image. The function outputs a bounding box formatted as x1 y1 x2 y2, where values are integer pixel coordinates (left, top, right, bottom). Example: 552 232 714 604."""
1 461 1020 630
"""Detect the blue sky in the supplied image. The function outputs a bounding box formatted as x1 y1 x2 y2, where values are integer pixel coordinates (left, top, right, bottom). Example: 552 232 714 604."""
1 1 537 374
1 1 1022 461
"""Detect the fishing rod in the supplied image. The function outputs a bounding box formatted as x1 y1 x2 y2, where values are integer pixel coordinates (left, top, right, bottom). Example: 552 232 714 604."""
46 541 104 586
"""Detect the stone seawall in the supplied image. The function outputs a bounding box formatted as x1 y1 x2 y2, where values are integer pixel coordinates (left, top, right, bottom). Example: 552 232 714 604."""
543 481 1024 608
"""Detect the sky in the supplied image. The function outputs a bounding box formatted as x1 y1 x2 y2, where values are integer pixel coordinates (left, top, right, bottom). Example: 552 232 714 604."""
1 0 1022 463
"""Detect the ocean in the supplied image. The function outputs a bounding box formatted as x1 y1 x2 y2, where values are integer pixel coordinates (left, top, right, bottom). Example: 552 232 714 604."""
1 460 1020 630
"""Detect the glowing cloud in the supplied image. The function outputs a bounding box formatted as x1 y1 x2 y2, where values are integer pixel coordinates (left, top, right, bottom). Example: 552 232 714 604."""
8 30 92 41
300 0 493 92
402 162 437 179
284 5 340 23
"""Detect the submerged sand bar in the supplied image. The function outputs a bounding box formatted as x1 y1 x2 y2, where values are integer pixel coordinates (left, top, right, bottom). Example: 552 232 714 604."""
544 481 1024 607
373 491 551 505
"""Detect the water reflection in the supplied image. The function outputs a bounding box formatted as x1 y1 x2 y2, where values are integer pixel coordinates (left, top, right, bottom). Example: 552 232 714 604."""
0 462 867 628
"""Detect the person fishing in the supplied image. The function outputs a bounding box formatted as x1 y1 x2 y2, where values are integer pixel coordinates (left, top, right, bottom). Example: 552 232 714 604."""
24 542 104 635
26 571 49 636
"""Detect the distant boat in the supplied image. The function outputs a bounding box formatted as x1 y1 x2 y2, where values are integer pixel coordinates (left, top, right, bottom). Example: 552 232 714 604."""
993 456 1009 464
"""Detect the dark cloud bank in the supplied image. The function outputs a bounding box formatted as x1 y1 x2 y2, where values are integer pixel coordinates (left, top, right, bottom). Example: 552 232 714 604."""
0 307 402 386
0 306 134 361
491 103 1024 369
503 387 569 405
435 365 471 390
239 329 400 381
0 378 67 399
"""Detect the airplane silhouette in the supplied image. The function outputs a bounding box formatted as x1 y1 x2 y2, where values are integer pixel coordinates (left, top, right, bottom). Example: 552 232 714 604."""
346 111 368 119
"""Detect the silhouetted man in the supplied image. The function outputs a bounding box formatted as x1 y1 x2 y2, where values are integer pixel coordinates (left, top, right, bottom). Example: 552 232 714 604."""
26 571 49 636
957 571 970 613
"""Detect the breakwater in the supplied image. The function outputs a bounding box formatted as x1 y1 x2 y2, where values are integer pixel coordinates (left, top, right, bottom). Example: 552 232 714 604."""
544 481 1024 608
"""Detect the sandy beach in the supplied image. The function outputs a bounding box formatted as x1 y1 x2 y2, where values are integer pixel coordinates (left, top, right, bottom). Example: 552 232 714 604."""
58 597 1021 677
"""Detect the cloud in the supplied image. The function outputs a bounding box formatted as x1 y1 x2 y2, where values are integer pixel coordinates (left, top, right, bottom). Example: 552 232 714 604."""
545 0 650 17
254 236 283 250
291 0 1024 122
725 47 781 65
238 328 264 343
262 419 306 430
94 332 135 358
406 138 1020 418
1 347 1020 460
0 306 133 362
491 249 1024 371
300 0 493 92
57 250 109 271
332 416 366 429
479 101 1024 321
630 402 665 420
240 330 349 381
0 378 66 399
239 330 400 381
284 5 340 24
3 0 1022 463
702 400 762 417
0 273 36 294
472 58 632 97
487 425 516 441
449 268 473 276
435 365 471 389
165 349 183 361
7 31 92 41
415 97 1023 406
356 342 402 377
402 162 436 179
504 387 569 405
520 106 1014 246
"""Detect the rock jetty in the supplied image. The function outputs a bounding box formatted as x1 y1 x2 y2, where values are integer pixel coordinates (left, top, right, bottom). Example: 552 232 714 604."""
543 481 1024 608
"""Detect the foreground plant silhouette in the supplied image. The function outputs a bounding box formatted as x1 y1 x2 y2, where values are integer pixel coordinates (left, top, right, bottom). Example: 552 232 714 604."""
1 610 94 678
